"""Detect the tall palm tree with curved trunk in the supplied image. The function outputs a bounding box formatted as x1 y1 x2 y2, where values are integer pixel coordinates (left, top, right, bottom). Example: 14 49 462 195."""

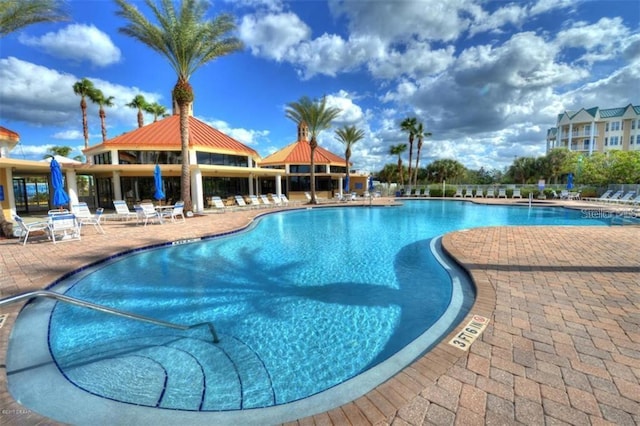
126 95 148 128
145 101 168 122
91 89 115 142
115 0 243 212
334 125 365 191
400 117 417 190
390 143 407 187
413 121 432 187
72 78 96 152
0 0 68 37
286 96 341 204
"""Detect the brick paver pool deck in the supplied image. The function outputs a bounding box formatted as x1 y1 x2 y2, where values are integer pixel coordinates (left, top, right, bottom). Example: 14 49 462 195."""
1 199 638 425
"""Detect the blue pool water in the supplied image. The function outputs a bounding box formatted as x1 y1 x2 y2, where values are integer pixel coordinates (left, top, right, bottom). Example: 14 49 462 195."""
9 201 609 422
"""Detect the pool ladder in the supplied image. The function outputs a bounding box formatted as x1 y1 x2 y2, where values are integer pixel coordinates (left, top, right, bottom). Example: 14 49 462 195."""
0 290 220 343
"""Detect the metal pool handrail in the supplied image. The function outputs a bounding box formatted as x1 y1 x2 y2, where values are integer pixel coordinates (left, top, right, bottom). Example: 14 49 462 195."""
0 290 220 343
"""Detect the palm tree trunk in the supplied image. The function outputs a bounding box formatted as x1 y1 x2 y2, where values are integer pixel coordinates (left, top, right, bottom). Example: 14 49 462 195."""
81 98 89 150
309 138 317 204
99 108 107 142
414 143 422 187
179 104 192 211
407 140 413 189
137 110 144 128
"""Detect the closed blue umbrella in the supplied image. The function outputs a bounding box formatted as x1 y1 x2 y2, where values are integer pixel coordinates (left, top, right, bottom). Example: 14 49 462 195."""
567 173 574 190
154 164 165 201
344 175 350 193
368 176 374 192
50 158 69 208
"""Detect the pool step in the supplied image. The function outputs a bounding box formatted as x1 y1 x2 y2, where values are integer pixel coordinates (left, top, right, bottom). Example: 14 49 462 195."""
55 333 275 411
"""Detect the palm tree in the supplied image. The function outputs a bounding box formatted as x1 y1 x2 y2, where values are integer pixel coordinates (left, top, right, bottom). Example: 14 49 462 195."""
334 125 365 191
0 0 68 37
115 0 243 213
390 143 407 187
126 95 147 128
72 78 96 152
91 89 115 142
413 121 432 187
400 117 418 190
145 101 168 122
285 96 341 204
44 146 73 158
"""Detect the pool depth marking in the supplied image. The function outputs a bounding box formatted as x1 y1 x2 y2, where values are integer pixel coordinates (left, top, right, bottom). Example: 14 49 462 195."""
448 314 489 351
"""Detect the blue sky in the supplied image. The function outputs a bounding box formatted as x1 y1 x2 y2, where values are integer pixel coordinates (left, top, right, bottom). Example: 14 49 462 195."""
1 0 639 173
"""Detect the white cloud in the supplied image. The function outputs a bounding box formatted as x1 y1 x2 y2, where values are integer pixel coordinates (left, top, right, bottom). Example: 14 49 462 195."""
53 130 83 140
18 24 121 67
239 12 310 61
328 0 470 43
555 17 631 64
0 57 163 141
202 118 270 147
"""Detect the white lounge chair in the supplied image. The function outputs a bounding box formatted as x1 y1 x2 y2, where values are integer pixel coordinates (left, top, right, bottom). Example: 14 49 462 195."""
235 195 250 208
259 194 273 208
266 194 280 207
454 187 463 197
611 191 635 204
135 203 162 226
584 190 613 202
602 190 624 203
72 203 105 234
486 188 495 198
279 194 291 206
619 194 640 206
111 200 138 221
13 215 50 245
423 188 430 197
464 186 473 197
475 186 484 197
247 195 264 209
209 196 228 213
49 213 81 243
160 201 185 223
497 188 507 198
512 188 522 198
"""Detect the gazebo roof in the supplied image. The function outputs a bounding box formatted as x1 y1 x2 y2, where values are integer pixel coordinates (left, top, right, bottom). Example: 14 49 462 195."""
0 126 20 144
260 140 346 166
86 115 259 158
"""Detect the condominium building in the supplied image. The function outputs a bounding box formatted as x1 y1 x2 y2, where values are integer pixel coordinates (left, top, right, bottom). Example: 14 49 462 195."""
546 103 640 154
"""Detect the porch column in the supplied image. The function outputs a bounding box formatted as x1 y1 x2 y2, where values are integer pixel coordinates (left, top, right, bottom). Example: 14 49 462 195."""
248 174 254 196
2 167 16 217
568 123 573 151
191 167 203 213
338 177 344 197
112 171 122 200
276 174 282 197
66 169 79 207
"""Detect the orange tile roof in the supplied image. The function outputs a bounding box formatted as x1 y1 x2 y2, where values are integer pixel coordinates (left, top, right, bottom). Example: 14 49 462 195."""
90 115 258 157
260 140 346 166
0 126 20 142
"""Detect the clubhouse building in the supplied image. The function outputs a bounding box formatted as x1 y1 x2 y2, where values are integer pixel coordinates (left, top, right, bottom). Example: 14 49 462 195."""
0 105 367 220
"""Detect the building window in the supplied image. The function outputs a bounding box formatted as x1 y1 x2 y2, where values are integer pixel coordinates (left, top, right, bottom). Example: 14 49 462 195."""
631 135 635 145
196 152 248 167
290 165 310 173
93 152 111 165
118 150 181 164
604 137 608 146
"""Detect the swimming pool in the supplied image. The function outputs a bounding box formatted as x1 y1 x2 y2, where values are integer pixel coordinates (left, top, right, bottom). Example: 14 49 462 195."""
7 201 608 424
